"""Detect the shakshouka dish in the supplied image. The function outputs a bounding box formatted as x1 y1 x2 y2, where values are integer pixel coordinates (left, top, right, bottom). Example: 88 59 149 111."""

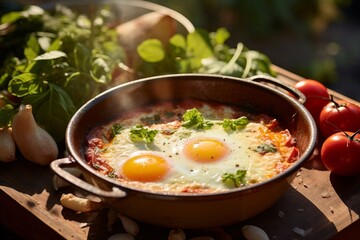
85 99 299 194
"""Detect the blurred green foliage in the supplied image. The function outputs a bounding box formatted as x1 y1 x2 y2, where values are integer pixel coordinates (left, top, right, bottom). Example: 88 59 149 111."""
149 0 360 101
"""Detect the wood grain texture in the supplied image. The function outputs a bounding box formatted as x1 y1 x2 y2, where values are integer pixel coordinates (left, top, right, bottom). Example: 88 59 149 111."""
0 66 359 239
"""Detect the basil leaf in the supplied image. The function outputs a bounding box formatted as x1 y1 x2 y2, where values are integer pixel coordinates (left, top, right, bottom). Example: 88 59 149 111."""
63 72 99 108
187 29 214 59
24 33 41 61
8 73 42 97
170 34 186 50
73 43 91 72
91 57 110 84
1 12 22 24
22 83 76 142
137 39 165 63
34 50 67 61
212 27 230 45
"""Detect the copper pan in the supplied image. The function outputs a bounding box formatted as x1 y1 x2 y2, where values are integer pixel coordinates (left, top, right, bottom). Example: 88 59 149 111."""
51 74 317 229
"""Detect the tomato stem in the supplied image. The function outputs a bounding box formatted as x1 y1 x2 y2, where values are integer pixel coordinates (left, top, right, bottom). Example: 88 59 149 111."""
329 94 346 108
350 129 360 141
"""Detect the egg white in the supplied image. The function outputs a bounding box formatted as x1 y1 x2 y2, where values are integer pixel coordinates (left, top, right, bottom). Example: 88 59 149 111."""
100 121 285 192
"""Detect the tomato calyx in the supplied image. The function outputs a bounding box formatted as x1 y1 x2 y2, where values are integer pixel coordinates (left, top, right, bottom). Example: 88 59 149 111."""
327 94 347 109
345 129 360 143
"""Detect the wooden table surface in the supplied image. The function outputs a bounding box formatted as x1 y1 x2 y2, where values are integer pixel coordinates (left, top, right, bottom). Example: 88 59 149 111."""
1 66 359 240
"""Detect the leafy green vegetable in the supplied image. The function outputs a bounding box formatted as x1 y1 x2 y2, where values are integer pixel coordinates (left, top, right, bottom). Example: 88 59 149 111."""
0 4 125 141
254 143 277 154
137 39 165 63
0 104 16 126
221 169 247 188
222 116 249 131
136 27 276 78
130 125 158 143
181 108 213 130
22 83 76 142
0 4 276 144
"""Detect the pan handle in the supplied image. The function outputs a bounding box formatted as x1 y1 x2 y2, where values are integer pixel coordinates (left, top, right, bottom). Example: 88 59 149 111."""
50 158 126 198
248 75 306 105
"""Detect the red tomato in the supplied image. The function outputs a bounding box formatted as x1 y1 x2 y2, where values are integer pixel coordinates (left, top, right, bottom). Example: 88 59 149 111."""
319 99 360 138
321 131 360 176
294 80 329 121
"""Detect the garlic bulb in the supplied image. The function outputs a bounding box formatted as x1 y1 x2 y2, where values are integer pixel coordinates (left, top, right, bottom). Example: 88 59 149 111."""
242 225 269 240
12 104 58 165
0 127 16 162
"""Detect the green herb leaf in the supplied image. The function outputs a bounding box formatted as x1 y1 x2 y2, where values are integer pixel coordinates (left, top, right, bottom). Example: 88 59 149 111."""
73 43 91 72
222 116 249 131
182 108 213 129
8 73 42 97
137 39 165 63
1 12 22 24
254 143 277 154
130 125 158 143
0 104 16 126
63 72 99 108
24 33 41 61
169 34 186 50
187 29 214 59
212 27 230 45
221 169 247 188
91 57 110 84
22 83 76 142
34 50 67 61
110 124 123 140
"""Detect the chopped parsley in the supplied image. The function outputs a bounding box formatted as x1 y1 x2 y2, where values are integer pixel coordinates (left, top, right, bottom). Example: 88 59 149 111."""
130 125 158 143
221 169 247 188
109 123 123 140
181 108 213 129
254 143 277 154
222 116 249 131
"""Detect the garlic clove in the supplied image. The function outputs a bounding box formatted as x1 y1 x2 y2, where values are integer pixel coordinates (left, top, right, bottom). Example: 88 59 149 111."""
168 228 186 240
117 214 140 237
0 127 16 162
242 225 269 240
107 233 135 240
12 104 58 165
60 193 104 212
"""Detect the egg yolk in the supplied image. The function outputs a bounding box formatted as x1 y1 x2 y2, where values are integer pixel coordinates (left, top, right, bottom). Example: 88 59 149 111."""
183 138 229 163
121 154 170 182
